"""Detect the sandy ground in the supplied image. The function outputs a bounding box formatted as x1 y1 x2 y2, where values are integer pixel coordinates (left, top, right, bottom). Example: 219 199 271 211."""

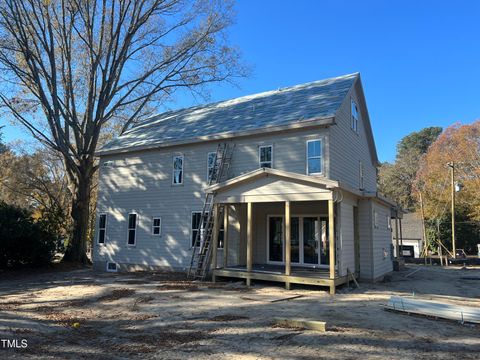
0 264 479 359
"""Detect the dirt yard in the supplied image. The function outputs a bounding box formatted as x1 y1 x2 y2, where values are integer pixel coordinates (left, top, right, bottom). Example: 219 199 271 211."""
0 264 479 359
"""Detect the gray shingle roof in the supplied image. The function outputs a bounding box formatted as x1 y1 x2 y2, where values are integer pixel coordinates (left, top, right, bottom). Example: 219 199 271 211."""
99 73 358 154
393 212 424 241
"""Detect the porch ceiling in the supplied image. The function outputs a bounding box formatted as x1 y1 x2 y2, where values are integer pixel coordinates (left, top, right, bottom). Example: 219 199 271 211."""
208 168 337 203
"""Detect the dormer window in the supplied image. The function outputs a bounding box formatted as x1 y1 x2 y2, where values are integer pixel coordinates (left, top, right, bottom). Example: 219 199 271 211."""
351 99 359 133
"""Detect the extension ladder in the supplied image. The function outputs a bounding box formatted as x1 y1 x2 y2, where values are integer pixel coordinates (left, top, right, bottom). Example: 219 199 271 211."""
187 143 234 280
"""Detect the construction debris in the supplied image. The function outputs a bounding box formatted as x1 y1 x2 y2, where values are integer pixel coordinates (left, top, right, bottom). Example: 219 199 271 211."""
385 296 480 324
240 294 303 303
273 317 326 331
404 268 422 278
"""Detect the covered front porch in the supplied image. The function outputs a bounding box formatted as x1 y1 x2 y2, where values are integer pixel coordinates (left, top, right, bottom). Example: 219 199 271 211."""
207 168 357 294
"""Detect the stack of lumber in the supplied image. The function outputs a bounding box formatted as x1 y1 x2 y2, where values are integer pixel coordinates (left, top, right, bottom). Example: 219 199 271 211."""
385 296 480 324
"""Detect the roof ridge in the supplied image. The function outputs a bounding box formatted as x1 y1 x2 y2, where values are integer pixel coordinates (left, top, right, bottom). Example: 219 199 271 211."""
126 72 359 133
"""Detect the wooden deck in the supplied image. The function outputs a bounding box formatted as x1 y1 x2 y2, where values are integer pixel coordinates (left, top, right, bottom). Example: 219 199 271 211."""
212 264 352 293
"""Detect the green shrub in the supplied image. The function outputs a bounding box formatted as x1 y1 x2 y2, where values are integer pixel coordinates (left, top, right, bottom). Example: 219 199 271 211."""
0 202 56 268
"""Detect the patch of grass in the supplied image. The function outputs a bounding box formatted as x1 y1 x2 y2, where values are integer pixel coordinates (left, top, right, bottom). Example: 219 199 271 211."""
0 300 25 311
44 311 86 326
271 323 304 331
157 282 200 291
209 314 249 322
272 332 300 341
98 288 135 302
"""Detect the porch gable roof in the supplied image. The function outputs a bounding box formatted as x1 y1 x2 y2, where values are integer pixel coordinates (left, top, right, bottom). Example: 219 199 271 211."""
207 168 339 193
207 168 339 203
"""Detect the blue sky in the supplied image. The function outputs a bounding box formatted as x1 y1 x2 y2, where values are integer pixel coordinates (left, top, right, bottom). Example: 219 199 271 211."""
2 0 479 162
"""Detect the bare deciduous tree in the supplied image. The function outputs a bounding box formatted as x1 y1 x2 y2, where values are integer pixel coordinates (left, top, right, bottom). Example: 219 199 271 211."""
0 0 245 262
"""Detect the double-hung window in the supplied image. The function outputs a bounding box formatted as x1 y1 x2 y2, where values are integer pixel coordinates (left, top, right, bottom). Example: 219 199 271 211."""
127 213 137 245
306 139 322 175
152 217 162 236
173 155 184 184
191 212 224 248
207 152 216 182
259 145 273 168
98 214 107 245
351 99 359 133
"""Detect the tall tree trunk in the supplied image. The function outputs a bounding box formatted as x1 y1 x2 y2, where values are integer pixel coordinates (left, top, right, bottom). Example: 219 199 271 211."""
63 170 92 264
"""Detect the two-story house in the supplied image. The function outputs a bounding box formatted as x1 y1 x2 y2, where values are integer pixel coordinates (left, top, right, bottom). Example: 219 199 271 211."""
94 73 397 294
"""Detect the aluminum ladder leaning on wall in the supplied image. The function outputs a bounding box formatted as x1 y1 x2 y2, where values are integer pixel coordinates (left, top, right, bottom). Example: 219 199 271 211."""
187 143 234 280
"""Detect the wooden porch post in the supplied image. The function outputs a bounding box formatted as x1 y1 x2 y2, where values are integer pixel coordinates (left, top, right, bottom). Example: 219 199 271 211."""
284 201 291 290
223 205 229 268
399 218 403 258
211 204 220 282
328 199 336 295
395 216 400 259
246 202 253 286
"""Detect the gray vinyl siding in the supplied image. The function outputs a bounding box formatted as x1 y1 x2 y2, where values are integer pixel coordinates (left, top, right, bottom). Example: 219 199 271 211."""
338 197 356 277
329 80 377 193
372 201 394 279
358 199 374 280
94 77 394 280
94 128 330 270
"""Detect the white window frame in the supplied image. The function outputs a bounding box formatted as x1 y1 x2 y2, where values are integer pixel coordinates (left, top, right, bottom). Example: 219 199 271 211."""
258 145 273 168
97 213 107 245
359 161 365 190
191 211 203 248
351 98 359 133
306 139 323 175
172 155 184 185
127 212 138 246
207 152 216 181
373 210 378 229
191 211 224 249
106 262 118 272
386 216 391 230
266 214 329 268
152 217 162 236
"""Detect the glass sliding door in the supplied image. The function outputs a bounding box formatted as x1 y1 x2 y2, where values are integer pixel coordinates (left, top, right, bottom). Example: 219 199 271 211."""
320 218 329 265
268 215 326 267
291 217 300 263
303 217 320 264
268 217 283 262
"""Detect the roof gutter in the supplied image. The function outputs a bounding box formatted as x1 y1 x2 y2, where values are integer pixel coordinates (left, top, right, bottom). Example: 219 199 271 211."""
96 116 335 156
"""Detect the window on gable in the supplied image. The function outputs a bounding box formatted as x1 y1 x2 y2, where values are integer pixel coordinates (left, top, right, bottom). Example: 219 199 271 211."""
207 152 216 182
306 139 322 175
351 99 359 133
191 212 224 248
127 213 137 245
259 145 273 168
173 155 184 184
152 217 162 235
98 214 107 245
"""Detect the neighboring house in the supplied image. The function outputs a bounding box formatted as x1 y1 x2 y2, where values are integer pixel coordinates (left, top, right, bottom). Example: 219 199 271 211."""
94 73 398 294
392 212 425 258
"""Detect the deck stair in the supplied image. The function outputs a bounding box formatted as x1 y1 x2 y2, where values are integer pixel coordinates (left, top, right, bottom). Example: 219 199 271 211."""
187 143 234 280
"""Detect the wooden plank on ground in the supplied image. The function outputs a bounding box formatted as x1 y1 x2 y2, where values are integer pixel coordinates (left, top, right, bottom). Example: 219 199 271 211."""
404 268 421 278
273 317 326 332
240 294 303 303
385 296 480 324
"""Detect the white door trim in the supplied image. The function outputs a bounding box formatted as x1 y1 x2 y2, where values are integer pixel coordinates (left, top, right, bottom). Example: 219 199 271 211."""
266 214 329 268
